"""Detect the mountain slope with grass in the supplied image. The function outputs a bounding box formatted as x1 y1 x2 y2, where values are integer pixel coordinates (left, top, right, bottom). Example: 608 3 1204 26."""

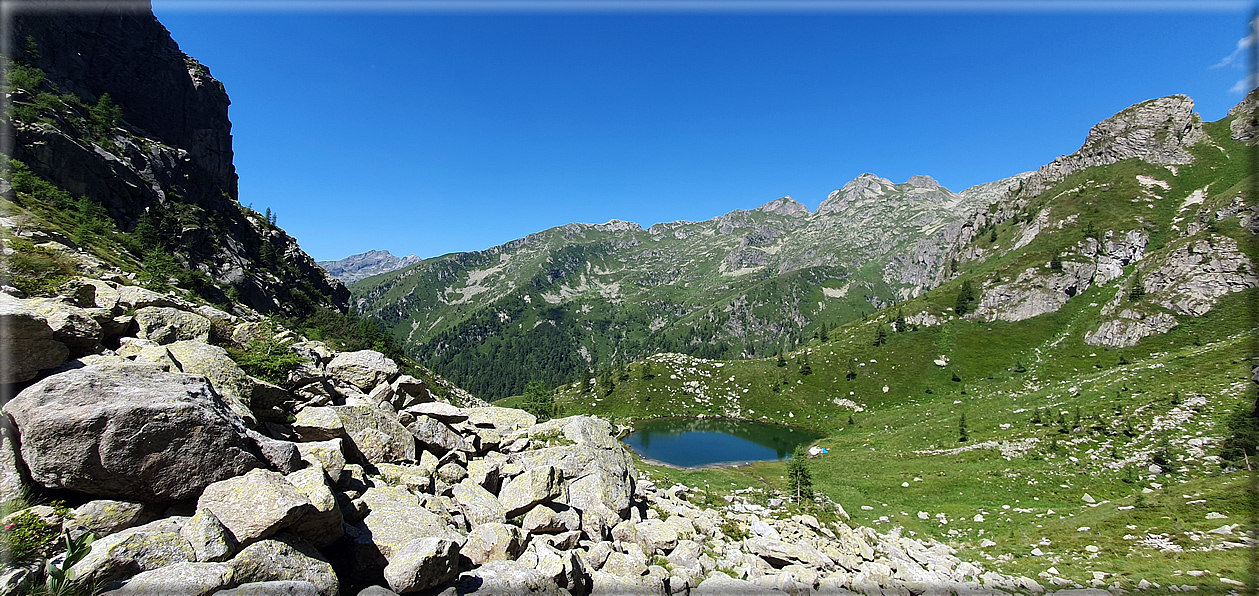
352 172 1028 399
544 93 1258 590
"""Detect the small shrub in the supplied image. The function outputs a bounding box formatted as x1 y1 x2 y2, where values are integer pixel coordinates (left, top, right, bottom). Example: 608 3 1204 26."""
227 328 303 385
1 503 67 562
6 238 73 296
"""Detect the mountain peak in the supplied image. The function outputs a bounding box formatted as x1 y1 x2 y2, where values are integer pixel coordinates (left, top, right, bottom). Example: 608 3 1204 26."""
319 249 422 284
754 196 810 217
905 175 940 190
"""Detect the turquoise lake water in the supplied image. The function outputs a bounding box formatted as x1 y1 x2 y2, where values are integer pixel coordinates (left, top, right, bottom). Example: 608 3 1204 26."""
620 417 824 468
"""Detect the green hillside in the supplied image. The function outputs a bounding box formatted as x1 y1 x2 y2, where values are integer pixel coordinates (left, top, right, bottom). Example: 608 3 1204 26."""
352 176 1020 399
538 96 1258 589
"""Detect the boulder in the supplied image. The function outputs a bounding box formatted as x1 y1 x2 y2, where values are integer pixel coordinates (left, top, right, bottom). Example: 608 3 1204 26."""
285 466 345 548
247 430 303 473
295 439 346 485
455 559 564 596
3 364 263 502
465 406 537 432
228 534 339 596
216 581 322 595
499 465 562 518
133 306 211 344
376 462 434 494
407 416 467 455
164 340 256 422
522 503 581 535
26 297 103 355
383 537 461 594
590 569 667 595
345 486 464 574
462 522 525 566
452 479 507 526
181 508 238 562
292 407 345 442
694 573 771 594
69 517 195 588
390 375 433 408
0 423 27 505
326 350 398 392
520 542 587 593
115 285 185 310
405 402 467 423
744 537 833 570
102 561 233 595
197 469 315 546
0 293 69 383
333 405 417 465
66 500 152 540
636 518 680 555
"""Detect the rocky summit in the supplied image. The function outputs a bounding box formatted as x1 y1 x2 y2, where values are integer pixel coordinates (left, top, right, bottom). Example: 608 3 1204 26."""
319 251 423 285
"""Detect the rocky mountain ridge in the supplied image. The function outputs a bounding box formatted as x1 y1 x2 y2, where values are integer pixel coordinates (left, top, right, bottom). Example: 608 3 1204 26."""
351 169 1026 398
319 250 423 284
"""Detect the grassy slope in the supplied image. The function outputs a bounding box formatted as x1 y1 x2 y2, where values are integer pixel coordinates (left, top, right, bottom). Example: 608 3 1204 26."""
547 114 1257 590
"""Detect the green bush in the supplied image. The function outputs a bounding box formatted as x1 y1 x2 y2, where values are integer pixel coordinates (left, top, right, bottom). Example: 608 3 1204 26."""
228 331 304 385
6 238 73 296
0 504 66 562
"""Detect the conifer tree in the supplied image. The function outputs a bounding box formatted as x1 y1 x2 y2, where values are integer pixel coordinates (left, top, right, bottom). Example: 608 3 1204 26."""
820 322 829 342
522 381 555 423
894 309 906 333
958 412 970 443
777 353 787 368
873 324 887 347
787 446 814 506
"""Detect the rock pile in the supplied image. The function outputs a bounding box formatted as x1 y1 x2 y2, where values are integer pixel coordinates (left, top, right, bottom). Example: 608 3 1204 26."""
0 282 1043 595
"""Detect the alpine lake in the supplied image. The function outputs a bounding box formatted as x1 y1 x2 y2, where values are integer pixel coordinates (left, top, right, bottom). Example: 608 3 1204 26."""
620 417 825 468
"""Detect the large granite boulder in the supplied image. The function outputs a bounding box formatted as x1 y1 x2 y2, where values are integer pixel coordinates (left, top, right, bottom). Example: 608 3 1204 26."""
3 363 263 501
69 517 195 589
133 306 211 344
333 405 417 465
197 469 315 546
345 486 464 575
25 297 103 355
326 350 398 392
165 339 257 424
0 293 69 383
228 534 340 596
383 537 461 594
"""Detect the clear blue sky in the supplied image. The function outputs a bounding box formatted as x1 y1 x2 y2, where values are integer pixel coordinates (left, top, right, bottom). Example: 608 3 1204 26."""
152 3 1250 262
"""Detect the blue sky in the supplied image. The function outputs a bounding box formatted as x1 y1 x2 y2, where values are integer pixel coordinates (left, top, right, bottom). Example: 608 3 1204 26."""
152 3 1250 262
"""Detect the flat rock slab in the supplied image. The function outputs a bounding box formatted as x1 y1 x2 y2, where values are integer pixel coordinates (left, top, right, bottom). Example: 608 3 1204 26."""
326 350 398 392
198 469 314 546
333 405 416 465
3 364 263 502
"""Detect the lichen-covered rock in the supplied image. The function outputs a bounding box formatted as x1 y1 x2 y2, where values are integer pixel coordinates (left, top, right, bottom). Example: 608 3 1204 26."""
0 293 69 383
284 467 344 548
405 402 467 423
345 486 464 574
181 508 238 563
333 405 417 465
133 306 211 344
3 364 263 501
292 406 345 442
326 350 398 392
25 297 103 355
462 522 525 566
455 559 564 596
228 534 339 596
407 416 467 456
102 561 234 595
390 374 433 409
383 537 461 594
215 581 323 596
69 517 195 588
499 465 562 518
165 340 256 422
67 500 152 539
197 469 315 546
376 463 433 495
466 407 537 432
295 439 346 485
0 423 26 505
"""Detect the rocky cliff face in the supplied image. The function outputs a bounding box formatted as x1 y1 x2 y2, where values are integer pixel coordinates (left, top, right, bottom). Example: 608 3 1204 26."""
5 4 348 316
319 250 423 284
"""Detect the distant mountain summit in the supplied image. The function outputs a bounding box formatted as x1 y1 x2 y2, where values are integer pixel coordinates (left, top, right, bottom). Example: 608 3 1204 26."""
319 250 422 283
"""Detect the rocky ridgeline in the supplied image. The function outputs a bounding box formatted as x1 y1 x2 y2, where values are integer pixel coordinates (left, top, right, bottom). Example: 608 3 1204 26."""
318 251 424 285
0 281 1051 595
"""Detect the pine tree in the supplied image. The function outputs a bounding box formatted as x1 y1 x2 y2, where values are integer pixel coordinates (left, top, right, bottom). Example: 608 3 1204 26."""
522 381 555 423
954 280 977 316
777 353 787 368
819 322 829 342
1127 269 1146 302
1031 408 1042 425
894 309 906 333
958 412 970 443
799 353 812 376
1050 253 1063 271
989 228 997 243
786 446 814 506
873 324 887 347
